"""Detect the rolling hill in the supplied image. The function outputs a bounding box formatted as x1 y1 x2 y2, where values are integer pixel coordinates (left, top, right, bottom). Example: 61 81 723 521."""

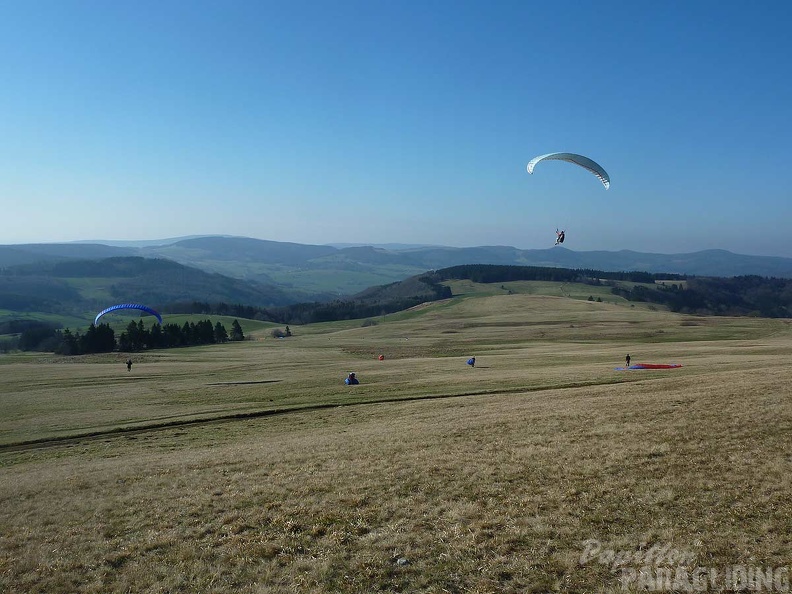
3 240 792 335
0 257 327 324
5 237 792 298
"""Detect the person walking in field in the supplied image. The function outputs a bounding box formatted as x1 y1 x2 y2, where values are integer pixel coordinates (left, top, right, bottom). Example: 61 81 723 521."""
126 359 133 372
625 354 631 368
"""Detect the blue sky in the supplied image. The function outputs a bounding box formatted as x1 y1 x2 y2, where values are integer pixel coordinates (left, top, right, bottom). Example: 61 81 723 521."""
2 0 791 256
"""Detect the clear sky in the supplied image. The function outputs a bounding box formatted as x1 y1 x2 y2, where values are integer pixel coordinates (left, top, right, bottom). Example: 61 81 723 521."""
1 0 791 256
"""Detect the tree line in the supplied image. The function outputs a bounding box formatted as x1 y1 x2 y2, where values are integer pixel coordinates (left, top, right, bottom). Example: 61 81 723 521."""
12 319 245 355
432 264 683 284
610 275 792 317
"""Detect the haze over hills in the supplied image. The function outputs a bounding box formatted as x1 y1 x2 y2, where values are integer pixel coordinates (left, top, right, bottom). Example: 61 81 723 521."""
0 257 319 322
2 244 792 331
70 236 232 248
3 236 792 298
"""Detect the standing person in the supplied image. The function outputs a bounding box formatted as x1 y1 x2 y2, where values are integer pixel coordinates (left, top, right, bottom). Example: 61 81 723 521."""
126 358 133 372
625 354 631 368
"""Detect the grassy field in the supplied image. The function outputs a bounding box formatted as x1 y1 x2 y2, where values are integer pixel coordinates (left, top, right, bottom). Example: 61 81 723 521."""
0 309 92 330
1 285 791 593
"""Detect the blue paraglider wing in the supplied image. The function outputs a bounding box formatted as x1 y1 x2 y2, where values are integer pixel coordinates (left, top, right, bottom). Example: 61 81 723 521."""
526 152 610 189
94 303 163 326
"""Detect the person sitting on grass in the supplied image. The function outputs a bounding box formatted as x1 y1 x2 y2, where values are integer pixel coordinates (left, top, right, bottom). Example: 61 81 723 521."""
345 372 359 385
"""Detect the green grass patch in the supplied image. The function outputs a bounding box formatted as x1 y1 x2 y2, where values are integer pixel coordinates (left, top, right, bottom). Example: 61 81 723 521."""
0 309 91 330
445 279 639 306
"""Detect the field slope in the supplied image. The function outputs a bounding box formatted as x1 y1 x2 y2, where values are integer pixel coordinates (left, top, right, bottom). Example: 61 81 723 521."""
1 288 791 593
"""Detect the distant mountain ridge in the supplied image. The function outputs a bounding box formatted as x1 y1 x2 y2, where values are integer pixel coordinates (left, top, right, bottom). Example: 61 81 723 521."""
3 237 792 298
0 257 320 321
0 243 135 267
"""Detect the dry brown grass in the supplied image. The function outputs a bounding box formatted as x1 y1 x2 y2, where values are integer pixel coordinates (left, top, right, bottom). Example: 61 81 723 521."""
1 290 791 592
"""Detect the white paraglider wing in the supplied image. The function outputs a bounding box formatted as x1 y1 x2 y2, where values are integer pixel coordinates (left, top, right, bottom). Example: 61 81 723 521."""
526 153 610 189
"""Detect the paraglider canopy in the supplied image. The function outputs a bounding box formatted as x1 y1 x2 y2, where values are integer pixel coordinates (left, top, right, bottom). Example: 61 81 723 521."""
527 152 610 189
95 303 163 326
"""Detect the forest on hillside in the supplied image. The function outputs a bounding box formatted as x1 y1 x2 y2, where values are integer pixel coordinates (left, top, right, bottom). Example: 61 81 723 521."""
433 265 792 318
163 266 792 323
4 265 792 355
7 319 245 355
